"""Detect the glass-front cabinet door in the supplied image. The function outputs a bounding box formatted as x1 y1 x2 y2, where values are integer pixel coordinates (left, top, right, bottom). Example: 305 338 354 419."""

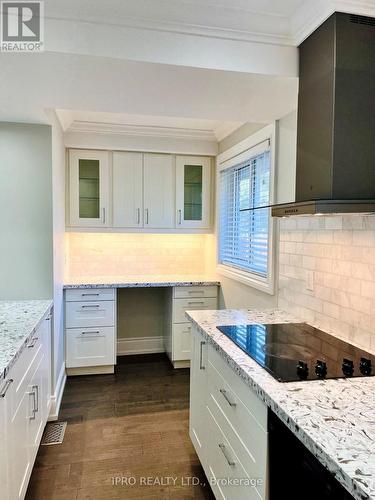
176 156 211 228
69 150 110 227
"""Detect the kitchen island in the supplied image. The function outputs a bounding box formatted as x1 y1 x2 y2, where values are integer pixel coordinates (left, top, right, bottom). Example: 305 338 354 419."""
186 308 375 500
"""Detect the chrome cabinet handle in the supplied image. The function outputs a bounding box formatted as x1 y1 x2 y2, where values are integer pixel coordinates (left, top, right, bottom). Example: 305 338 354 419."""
145 208 149 225
178 209 182 225
220 389 237 407
199 341 206 370
102 207 106 224
82 331 100 335
219 443 236 466
28 337 39 348
81 293 99 297
188 301 205 305
0 379 13 398
137 208 141 225
33 384 39 413
188 290 204 295
81 305 100 308
28 390 36 420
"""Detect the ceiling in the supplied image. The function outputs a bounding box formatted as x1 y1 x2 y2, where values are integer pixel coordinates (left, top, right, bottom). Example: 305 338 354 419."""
56 110 245 141
1 0 373 138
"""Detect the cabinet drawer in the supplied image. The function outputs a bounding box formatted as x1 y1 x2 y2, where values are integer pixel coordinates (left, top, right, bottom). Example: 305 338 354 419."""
173 286 218 299
66 327 115 368
207 362 267 498
172 324 192 361
206 406 263 500
208 346 267 431
65 288 115 302
65 301 115 328
172 297 217 324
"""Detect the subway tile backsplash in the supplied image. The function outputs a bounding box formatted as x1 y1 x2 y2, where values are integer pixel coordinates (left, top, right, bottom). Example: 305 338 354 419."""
278 215 375 352
65 232 216 278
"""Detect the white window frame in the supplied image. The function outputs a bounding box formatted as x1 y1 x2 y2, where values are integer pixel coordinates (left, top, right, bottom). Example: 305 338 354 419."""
216 123 276 295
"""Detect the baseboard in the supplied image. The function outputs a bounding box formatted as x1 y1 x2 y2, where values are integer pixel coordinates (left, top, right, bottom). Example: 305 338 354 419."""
48 362 67 421
66 365 114 376
117 336 165 356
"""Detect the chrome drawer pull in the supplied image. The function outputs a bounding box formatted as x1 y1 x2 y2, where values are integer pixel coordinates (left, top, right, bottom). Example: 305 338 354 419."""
199 341 206 370
220 389 237 407
32 384 39 412
188 301 205 305
82 331 100 335
0 379 13 398
188 290 204 294
178 209 182 225
218 443 236 467
81 305 100 308
28 337 39 348
81 293 100 296
28 390 36 420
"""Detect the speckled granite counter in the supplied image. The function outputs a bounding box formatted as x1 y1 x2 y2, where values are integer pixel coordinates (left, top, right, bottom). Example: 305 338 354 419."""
186 308 375 500
64 275 220 289
0 300 53 380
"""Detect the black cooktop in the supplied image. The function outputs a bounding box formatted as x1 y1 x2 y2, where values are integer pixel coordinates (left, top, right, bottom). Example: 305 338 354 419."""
216 323 375 382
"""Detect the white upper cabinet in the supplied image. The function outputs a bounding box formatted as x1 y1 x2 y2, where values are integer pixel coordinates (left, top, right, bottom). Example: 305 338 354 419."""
176 156 212 228
143 153 175 229
68 149 213 231
69 149 110 227
113 152 143 228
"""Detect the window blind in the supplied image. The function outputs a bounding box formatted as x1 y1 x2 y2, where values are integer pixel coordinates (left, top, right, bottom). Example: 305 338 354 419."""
219 148 271 278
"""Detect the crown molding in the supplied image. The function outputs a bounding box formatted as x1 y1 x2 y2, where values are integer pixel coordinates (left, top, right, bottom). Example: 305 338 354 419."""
68 120 217 142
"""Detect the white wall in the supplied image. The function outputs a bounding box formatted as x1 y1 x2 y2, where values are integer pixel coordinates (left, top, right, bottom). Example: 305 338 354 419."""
0 122 53 299
45 110 66 407
216 112 297 309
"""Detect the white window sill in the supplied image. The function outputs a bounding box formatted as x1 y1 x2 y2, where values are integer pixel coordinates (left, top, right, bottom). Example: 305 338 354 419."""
216 264 275 295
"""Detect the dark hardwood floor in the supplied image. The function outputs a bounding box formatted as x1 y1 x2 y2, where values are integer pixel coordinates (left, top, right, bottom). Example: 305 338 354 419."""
26 354 214 500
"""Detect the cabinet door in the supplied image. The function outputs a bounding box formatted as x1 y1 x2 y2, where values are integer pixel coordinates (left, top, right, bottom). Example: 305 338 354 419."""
189 327 208 463
143 154 175 228
9 390 32 500
28 355 45 463
176 156 211 228
113 152 143 227
69 149 110 227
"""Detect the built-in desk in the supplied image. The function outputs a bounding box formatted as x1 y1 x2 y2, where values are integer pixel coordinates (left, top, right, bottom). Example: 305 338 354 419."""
63 276 220 374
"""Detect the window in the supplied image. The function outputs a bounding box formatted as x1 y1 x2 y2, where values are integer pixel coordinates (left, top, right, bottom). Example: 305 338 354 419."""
218 139 273 291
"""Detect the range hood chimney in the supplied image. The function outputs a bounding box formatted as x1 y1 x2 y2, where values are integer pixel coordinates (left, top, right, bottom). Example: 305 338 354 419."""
272 12 375 217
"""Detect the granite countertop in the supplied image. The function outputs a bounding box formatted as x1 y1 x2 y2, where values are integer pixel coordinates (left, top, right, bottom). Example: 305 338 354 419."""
186 308 375 500
63 275 220 289
0 300 53 381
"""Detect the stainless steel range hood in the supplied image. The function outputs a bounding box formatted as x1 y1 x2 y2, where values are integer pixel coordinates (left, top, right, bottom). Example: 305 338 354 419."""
272 13 375 217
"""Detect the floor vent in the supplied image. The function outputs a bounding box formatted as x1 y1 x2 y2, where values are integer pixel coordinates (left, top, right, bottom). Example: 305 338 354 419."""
41 422 67 446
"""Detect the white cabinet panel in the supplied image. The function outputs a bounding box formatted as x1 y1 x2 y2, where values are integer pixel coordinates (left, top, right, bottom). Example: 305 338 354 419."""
189 327 208 463
66 327 115 368
176 155 211 229
69 149 110 227
65 288 115 302
113 152 143 227
143 153 175 228
65 301 115 329
172 324 192 361
172 297 217 324
173 286 218 299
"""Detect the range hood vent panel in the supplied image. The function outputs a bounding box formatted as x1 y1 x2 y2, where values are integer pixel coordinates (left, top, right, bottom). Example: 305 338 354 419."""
272 12 375 217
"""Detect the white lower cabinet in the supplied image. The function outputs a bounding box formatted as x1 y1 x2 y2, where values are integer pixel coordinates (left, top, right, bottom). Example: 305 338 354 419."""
0 311 52 500
65 289 116 374
189 326 268 499
166 286 218 368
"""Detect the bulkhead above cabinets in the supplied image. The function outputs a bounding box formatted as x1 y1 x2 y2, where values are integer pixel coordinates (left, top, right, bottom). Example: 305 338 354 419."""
67 149 213 231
